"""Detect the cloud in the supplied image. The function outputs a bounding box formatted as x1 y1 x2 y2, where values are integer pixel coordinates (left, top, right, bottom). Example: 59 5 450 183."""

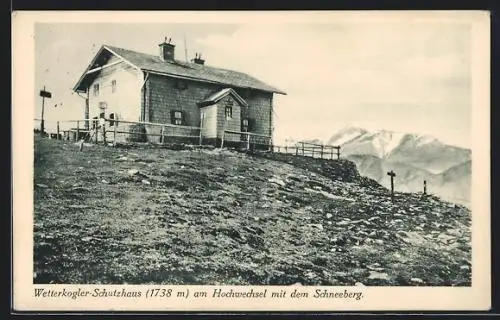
194 23 471 146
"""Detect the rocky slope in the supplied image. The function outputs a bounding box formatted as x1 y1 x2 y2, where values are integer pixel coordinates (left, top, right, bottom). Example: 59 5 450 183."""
33 135 471 286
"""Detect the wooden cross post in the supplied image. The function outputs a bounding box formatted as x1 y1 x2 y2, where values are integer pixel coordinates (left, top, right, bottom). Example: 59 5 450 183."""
387 170 396 202
423 180 427 195
56 121 60 140
39 86 52 134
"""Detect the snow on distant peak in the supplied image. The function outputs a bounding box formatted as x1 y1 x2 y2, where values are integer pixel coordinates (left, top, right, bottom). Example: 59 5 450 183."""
379 131 406 156
328 126 368 146
415 134 438 146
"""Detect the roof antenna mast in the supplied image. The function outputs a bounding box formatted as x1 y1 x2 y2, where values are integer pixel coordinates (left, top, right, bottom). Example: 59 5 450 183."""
184 34 188 62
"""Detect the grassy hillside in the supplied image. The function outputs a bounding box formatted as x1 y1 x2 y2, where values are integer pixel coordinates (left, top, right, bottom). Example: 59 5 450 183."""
33 135 471 286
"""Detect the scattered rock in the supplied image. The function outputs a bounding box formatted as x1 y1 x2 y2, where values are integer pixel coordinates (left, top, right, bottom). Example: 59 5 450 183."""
337 220 351 226
269 177 286 187
368 271 390 280
68 204 89 209
326 213 333 219
127 169 140 176
410 278 424 284
141 179 151 185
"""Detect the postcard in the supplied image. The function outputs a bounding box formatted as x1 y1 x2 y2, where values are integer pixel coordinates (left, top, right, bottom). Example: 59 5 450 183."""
12 10 490 312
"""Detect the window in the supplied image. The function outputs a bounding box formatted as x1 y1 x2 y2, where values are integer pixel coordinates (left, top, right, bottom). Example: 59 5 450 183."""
242 118 249 132
171 111 183 125
109 113 115 126
111 80 117 93
225 106 233 119
92 116 98 129
93 84 100 97
174 80 188 90
225 99 233 119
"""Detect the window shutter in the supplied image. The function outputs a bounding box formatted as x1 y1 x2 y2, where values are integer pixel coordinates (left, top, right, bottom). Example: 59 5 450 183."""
170 110 176 125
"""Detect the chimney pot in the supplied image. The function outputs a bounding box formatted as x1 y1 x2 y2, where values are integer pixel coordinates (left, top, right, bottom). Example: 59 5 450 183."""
159 39 175 61
192 52 205 65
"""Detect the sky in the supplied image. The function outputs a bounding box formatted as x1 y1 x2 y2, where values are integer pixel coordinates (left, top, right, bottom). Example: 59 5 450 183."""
34 19 472 148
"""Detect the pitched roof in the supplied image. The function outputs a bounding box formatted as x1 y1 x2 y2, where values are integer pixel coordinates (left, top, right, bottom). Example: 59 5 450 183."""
74 45 286 95
198 88 249 108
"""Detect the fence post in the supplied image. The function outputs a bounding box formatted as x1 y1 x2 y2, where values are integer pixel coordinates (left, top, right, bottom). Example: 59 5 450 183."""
56 121 60 140
277 146 280 153
337 146 340 159
102 123 106 144
320 145 324 159
94 121 98 144
160 126 165 144
331 147 334 160
312 147 315 158
301 142 304 156
76 121 80 141
220 130 225 149
113 121 117 147
246 133 250 151
199 113 204 146
285 145 288 154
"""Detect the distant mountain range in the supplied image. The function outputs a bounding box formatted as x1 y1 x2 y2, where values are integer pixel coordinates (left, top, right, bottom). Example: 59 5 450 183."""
324 127 471 204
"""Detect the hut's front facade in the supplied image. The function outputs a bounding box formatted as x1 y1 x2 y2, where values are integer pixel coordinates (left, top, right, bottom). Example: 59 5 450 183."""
73 39 286 147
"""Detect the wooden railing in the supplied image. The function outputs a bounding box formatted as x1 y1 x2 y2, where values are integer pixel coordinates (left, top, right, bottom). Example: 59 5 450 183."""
222 129 272 150
272 141 341 160
34 118 201 146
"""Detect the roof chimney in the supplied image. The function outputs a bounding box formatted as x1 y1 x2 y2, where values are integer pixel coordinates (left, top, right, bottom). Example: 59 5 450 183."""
191 52 205 65
159 37 175 61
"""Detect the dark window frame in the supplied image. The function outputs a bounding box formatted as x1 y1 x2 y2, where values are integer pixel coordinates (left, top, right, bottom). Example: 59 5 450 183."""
93 83 100 97
171 110 184 125
174 80 188 90
225 106 233 119
111 80 117 93
109 113 115 127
